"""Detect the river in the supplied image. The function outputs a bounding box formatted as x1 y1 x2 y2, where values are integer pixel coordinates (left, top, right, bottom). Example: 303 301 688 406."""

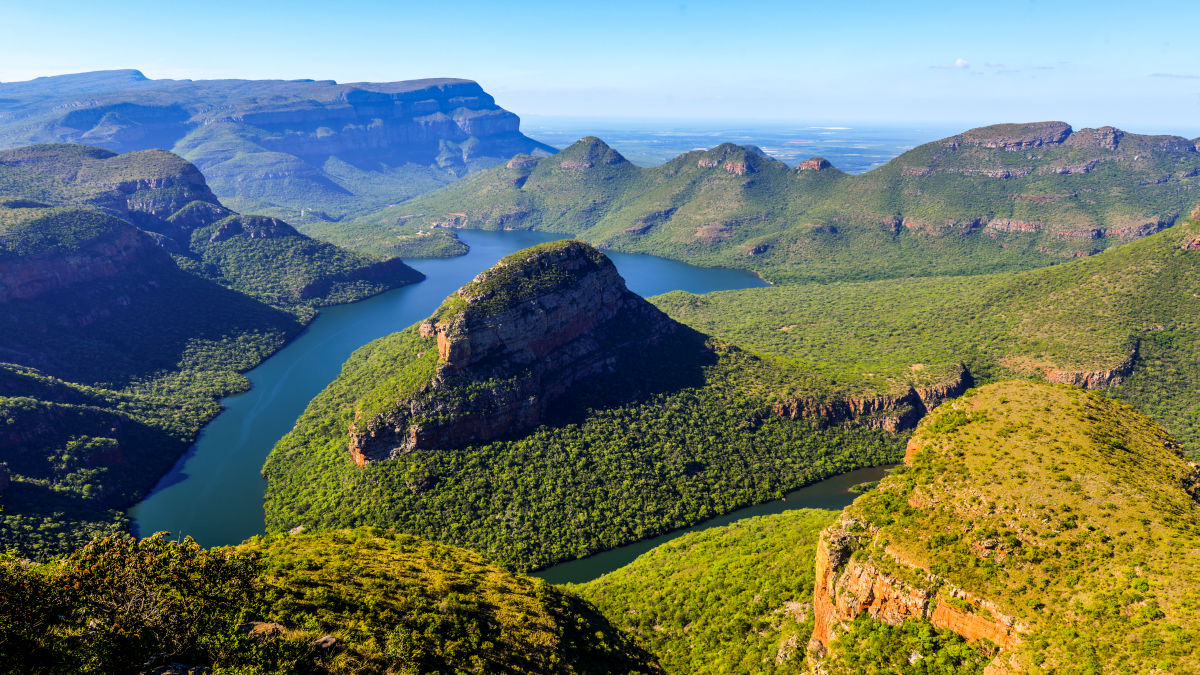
129 229 767 551
533 465 890 584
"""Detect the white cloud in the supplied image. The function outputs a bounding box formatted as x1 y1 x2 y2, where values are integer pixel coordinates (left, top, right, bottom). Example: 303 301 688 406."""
932 58 970 70
1152 72 1200 79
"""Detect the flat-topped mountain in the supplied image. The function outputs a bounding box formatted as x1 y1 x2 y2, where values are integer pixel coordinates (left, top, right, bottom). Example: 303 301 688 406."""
349 240 679 463
809 381 1200 672
349 123 1200 283
0 70 554 222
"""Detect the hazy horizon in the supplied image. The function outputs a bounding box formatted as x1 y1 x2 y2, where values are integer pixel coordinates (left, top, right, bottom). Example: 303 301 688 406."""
2 0 1198 129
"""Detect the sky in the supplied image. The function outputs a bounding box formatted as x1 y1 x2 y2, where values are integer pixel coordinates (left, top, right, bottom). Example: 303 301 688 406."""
2 0 1199 132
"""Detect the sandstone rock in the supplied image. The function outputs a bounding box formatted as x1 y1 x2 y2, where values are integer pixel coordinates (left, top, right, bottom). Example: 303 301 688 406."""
797 157 831 171
948 121 1072 150
1044 347 1137 389
311 635 338 652
349 241 679 464
1181 236 1200 250
0 221 172 304
809 514 1029 668
1064 126 1123 150
772 366 971 432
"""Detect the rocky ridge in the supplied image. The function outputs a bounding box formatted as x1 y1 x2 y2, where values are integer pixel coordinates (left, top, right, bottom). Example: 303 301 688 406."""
807 381 1200 673
348 240 679 464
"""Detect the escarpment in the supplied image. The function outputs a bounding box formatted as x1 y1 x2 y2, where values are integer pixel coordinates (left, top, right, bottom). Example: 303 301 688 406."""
808 381 1200 673
348 240 680 464
771 366 972 431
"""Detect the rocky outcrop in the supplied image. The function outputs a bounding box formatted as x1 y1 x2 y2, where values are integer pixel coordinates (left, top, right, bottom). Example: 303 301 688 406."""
985 218 1040 234
206 216 300 243
771 367 971 431
809 514 1030 670
798 157 832 171
948 122 1072 150
1044 346 1137 389
348 241 680 464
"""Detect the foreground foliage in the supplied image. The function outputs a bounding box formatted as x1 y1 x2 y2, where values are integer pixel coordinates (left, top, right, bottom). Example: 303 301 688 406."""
0 529 657 674
571 509 837 674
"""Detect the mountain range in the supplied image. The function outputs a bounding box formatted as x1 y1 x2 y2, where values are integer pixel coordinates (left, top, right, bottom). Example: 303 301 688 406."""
343 122 1200 285
0 70 553 224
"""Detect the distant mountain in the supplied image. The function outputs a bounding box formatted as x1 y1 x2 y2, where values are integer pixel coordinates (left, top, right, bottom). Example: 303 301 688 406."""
0 70 554 223
350 123 1200 282
809 381 1200 672
0 143 423 557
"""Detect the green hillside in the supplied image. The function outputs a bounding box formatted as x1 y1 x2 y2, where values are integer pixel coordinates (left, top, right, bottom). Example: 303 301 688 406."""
571 509 838 674
653 215 1200 456
263 243 903 571
0 145 423 557
0 528 658 674
0 144 425 314
348 123 1200 281
815 381 1200 673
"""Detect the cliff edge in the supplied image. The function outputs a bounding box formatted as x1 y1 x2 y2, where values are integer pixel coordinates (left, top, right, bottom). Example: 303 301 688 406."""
348 240 679 463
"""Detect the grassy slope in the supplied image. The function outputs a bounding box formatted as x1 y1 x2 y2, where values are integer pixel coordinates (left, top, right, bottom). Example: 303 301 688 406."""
1 528 660 674
836 381 1200 673
652 216 1200 456
570 509 838 674
345 128 1200 282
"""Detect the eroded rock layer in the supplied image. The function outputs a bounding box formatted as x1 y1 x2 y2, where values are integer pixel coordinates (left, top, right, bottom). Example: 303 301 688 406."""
348 240 679 463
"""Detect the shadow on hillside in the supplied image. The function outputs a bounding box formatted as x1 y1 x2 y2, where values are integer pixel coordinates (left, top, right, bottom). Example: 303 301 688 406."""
542 325 717 428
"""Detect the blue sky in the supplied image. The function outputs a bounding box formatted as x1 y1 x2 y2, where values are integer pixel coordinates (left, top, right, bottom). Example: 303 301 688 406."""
2 0 1198 131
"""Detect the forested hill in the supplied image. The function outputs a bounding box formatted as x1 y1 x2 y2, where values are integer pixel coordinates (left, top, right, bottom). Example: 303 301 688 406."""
0 143 422 557
344 122 1200 282
0 70 555 223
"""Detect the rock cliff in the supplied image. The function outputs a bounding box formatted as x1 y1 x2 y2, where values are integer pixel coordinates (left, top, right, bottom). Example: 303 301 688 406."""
807 381 1200 673
348 240 679 464
771 366 971 431
0 71 555 220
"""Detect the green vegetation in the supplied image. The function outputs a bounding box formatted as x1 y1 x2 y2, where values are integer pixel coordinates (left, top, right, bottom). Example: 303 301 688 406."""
0 144 423 557
652 217 1200 456
264 326 903 571
570 509 837 674
1 529 657 673
835 381 1200 673
826 617 989 674
346 126 1200 283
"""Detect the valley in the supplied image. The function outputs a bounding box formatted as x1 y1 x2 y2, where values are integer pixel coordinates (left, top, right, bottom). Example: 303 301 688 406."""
3 70 1200 674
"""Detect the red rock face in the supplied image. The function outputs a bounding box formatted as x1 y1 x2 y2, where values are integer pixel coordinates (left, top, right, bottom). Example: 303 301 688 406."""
0 225 167 304
723 161 751 175
809 515 1030 669
773 369 971 432
798 157 831 171
1043 347 1137 389
348 243 680 464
